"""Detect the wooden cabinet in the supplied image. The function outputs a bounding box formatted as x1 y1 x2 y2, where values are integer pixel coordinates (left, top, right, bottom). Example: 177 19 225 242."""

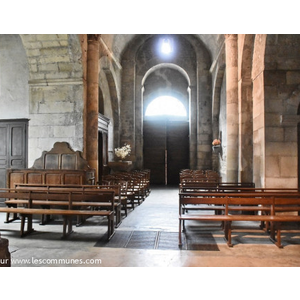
0 119 28 189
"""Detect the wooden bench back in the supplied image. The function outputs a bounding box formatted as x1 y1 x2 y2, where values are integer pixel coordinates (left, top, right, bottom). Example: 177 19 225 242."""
0 187 115 209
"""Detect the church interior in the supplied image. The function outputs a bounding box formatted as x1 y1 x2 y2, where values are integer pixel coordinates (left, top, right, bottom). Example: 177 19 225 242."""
0 23 299 297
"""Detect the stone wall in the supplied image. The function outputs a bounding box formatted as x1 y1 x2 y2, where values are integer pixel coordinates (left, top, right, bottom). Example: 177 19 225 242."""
20 34 84 166
264 35 300 188
0 35 29 119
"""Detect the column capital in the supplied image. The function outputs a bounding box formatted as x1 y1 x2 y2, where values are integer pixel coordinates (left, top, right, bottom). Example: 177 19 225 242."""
224 34 238 40
87 34 101 42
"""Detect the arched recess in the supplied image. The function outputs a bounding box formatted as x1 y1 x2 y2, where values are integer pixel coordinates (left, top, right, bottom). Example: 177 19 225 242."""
142 63 191 118
120 34 212 171
99 56 121 163
239 34 255 182
142 64 190 184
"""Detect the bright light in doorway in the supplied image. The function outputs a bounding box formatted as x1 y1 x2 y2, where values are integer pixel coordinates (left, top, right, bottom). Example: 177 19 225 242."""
145 96 187 117
161 38 172 54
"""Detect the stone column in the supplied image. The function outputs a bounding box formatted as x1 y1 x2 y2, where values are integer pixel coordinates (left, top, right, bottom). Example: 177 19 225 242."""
225 34 239 181
86 34 100 181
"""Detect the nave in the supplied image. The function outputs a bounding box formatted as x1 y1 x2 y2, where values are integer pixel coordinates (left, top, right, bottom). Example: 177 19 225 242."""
1 185 300 267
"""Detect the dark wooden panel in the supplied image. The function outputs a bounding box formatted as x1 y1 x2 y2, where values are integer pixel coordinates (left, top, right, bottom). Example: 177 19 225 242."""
167 121 189 184
8 172 25 188
143 120 166 184
143 119 189 185
27 173 43 184
45 173 62 184
45 154 60 169
0 120 28 192
0 126 7 156
11 126 23 156
64 174 83 184
61 154 77 169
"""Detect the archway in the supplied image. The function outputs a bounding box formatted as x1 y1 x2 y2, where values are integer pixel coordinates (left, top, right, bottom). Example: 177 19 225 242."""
142 66 190 185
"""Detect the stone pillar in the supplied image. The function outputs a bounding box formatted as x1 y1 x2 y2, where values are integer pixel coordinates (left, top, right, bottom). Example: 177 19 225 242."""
86 34 100 181
225 34 239 181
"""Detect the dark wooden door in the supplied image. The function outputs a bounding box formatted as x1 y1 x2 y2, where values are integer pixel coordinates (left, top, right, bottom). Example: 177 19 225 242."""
0 119 28 191
143 119 189 185
143 120 167 185
166 121 189 184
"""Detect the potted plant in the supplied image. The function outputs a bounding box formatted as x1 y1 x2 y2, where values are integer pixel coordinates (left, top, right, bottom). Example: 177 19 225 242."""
212 139 221 153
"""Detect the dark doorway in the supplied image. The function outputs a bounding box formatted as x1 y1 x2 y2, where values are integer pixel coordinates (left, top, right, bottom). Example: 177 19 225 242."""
143 119 189 185
98 114 110 183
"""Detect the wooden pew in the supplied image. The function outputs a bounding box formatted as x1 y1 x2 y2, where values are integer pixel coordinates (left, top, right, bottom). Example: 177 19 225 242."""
179 191 300 248
0 188 115 240
10 183 123 227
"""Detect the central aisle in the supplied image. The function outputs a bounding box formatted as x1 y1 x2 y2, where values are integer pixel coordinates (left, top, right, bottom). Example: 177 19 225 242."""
119 185 179 232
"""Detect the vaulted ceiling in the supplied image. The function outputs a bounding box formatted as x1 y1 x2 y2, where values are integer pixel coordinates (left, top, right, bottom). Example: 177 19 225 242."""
101 34 224 67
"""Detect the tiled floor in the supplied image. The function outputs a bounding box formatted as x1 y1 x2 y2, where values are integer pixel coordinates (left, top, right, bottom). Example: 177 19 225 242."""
1 185 300 267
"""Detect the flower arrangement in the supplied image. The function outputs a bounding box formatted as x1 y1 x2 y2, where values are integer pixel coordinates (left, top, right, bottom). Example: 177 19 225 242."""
114 143 131 160
212 139 221 146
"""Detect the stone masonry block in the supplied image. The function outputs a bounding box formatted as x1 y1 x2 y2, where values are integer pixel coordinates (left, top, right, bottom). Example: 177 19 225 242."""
280 156 297 177
38 63 59 72
266 142 297 156
265 156 280 177
36 34 67 41
286 71 300 85
41 41 61 48
45 72 71 80
39 55 70 64
265 127 284 142
29 125 51 138
24 41 42 49
265 177 297 189
39 101 74 114
53 125 76 137
29 113 74 126
284 127 297 142
253 114 264 131
40 47 69 57
42 86 70 101
265 98 283 113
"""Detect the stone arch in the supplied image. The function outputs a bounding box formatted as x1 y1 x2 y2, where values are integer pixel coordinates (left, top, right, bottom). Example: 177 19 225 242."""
121 34 212 169
142 63 190 119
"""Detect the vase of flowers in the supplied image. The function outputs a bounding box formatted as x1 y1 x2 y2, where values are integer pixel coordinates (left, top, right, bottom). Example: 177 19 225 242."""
114 143 131 161
108 144 133 172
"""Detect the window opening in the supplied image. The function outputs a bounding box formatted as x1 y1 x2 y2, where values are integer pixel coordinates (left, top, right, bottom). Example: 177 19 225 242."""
161 39 172 54
145 96 187 117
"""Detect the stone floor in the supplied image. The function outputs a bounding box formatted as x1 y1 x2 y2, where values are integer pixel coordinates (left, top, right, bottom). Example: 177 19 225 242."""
1 185 300 268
